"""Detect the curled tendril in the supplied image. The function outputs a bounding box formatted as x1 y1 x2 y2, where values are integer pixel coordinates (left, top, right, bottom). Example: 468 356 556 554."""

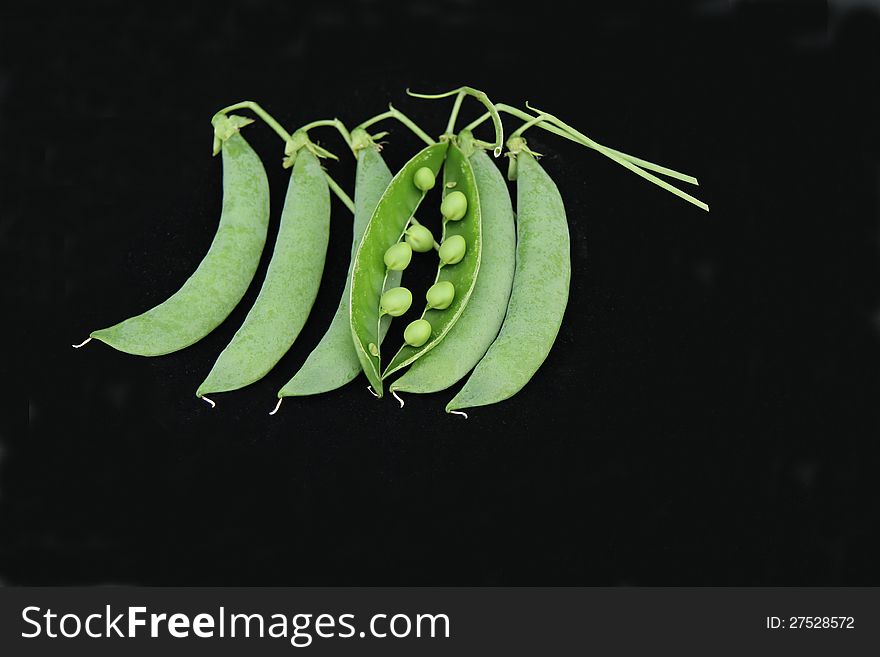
407 86 504 156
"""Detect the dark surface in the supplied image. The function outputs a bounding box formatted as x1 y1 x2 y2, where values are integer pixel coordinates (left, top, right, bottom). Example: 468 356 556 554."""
4 1 879 584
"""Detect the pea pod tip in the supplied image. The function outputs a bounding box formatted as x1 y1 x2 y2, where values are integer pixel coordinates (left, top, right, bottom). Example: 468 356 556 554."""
269 398 283 416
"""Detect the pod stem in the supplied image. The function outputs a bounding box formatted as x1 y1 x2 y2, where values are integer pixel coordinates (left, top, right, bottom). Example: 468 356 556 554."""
214 102 350 163
467 104 700 184
408 215 441 251
297 118 356 158
357 105 436 146
214 100 293 142
464 103 707 211
523 102 707 211
407 86 504 156
324 172 355 214
216 105 353 210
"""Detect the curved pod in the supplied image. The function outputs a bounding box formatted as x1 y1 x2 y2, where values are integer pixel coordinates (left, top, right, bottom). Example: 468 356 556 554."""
90 129 270 356
382 143 482 379
390 146 515 393
197 149 330 397
349 142 449 396
278 146 396 397
446 148 570 412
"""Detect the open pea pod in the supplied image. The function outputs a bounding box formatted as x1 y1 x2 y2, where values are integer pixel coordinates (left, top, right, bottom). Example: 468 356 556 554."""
350 141 449 396
382 143 482 379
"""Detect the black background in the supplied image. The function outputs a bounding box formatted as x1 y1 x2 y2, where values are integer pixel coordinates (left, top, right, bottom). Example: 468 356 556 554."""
4 0 879 584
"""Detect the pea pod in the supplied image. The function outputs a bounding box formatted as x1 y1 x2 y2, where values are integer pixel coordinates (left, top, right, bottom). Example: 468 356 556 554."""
446 145 570 412
196 148 330 398
350 141 449 397
381 142 482 379
89 115 270 356
277 141 398 398
390 142 515 395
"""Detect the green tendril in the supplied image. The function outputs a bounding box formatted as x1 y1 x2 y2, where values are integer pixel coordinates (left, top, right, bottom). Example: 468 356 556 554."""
213 100 292 142
297 118 355 158
407 86 504 156
523 102 707 211
461 102 707 210
356 104 435 146
323 172 355 214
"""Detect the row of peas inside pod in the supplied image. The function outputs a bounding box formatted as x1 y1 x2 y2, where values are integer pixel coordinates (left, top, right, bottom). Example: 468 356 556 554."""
378 165 469 350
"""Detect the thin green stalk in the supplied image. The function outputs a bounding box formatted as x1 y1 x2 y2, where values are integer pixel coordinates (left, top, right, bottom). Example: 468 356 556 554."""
461 111 493 133
600 147 707 210
466 104 700 187
525 102 701 186
324 172 355 214
521 103 706 210
215 101 355 214
510 112 549 139
407 86 504 156
357 105 435 146
298 118 355 158
466 103 707 211
409 216 440 251
445 91 466 135
214 100 292 142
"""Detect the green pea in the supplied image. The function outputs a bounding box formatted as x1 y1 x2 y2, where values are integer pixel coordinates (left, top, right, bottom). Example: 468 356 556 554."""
438 234 466 265
197 149 330 398
88 116 270 356
383 241 413 271
404 319 432 347
426 281 455 310
405 224 435 253
440 190 468 221
379 286 412 317
391 144 515 396
350 142 449 396
413 166 436 192
278 143 397 398
446 146 570 413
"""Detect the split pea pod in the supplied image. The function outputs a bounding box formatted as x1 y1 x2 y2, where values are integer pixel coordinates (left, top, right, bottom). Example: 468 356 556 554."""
381 142 483 379
88 115 270 356
196 145 330 398
349 141 449 397
277 132 397 398
447 143 570 412
390 134 515 394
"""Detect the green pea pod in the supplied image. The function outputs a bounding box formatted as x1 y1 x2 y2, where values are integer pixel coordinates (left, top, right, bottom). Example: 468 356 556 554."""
382 143 482 379
390 145 515 394
277 145 399 397
90 123 270 356
446 147 570 412
350 142 449 397
196 149 330 397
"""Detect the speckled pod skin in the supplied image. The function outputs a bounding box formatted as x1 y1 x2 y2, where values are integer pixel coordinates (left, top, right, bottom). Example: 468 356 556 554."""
90 130 270 356
390 147 515 394
197 149 330 396
447 148 570 411
278 146 396 397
